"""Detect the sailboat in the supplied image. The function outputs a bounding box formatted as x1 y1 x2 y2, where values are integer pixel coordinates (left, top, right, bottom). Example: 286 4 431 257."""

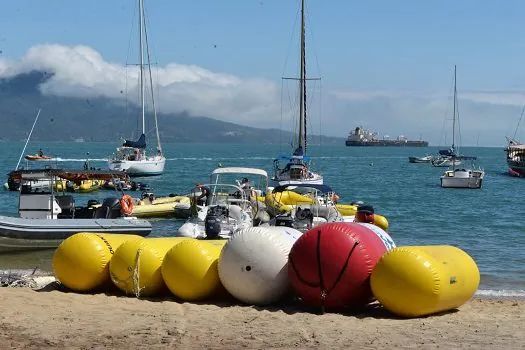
439 66 484 189
431 65 463 168
269 0 323 188
504 106 525 177
108 0 166 177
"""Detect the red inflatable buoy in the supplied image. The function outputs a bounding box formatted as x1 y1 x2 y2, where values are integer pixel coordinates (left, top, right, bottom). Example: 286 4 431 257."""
288 222 389 311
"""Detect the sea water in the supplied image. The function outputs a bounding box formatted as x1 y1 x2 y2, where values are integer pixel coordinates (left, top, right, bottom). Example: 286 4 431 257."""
0 141 524 297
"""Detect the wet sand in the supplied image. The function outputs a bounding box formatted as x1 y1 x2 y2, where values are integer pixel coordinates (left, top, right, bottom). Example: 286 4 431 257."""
0 286 523 349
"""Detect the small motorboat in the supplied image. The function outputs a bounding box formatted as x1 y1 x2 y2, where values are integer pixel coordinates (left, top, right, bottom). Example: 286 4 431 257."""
266 184 389 232
0 169 152 252
131 192 192 219
408 155 432 163
24 154 53 161
178 167 270 239
440 156 484 189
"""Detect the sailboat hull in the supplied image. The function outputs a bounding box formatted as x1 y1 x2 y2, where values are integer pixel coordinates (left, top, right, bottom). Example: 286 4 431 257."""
269 175 323 188
108 157 166 177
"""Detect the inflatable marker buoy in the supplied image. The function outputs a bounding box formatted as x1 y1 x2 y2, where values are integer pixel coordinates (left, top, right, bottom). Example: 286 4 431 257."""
52 232 141 292
162 239 227 301
218 227 302 305
288 222 389 311
109 237 189 297
354 223 396 251
371 245 480 318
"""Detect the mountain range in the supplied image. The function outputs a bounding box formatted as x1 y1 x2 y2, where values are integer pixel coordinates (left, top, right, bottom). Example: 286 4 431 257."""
0 71 345 145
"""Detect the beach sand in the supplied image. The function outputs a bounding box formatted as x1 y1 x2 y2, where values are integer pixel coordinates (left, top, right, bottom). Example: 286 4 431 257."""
0 286 523 349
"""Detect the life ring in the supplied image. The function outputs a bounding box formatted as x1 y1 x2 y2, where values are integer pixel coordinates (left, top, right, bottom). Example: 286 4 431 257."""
120 194 134 215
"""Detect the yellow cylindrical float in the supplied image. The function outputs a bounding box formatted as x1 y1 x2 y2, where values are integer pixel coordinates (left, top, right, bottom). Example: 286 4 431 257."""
52 232 141 292
373 214 389 231
161 239 227 301
370 245 480 318
335 204 358 216
109 237 189 297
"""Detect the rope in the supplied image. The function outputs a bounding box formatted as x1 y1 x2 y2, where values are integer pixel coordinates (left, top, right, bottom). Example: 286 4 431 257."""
132 248 144 298
108 247 145 298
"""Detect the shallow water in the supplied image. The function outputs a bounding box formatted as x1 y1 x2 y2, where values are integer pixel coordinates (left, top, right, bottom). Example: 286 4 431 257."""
1 141 523 296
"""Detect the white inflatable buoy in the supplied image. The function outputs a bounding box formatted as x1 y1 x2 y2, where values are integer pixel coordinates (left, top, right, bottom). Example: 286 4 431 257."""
218 226 301 305
355 222 396 251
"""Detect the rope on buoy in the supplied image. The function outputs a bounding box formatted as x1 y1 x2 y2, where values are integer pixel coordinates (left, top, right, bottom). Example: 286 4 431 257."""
132 248 144 298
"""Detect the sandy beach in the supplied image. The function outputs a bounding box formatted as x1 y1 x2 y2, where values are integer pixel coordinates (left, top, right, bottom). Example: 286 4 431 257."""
0 286 522 349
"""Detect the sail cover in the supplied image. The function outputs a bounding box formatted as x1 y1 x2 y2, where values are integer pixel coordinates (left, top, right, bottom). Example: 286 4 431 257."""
123 133 146 149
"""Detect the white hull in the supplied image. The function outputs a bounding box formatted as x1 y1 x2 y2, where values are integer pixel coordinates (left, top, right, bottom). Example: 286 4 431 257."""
441 169 484 189
269 173 323 187
432 157 461 167
177 206 253 239
108 157 165 176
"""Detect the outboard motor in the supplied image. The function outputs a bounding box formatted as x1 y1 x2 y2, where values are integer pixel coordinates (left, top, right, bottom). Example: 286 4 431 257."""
204 213 221 239
102 197 122 218
65 181 75 193
87 199 100 208
275 214 294 228
295 207 314 230
355 204 375 224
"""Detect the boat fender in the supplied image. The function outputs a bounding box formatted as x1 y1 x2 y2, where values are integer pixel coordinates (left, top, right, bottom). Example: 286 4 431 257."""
120 194 134 215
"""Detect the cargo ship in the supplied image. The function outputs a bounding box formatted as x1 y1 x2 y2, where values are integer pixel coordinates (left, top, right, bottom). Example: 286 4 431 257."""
345 126 429 147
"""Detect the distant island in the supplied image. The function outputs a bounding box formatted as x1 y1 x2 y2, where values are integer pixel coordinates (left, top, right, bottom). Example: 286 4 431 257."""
0 71 344 145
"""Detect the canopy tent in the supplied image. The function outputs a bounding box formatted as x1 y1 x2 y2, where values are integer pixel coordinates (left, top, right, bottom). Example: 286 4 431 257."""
8 169 130 181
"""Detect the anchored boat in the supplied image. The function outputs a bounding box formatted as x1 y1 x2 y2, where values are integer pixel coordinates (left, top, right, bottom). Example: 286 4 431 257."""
0 169 152 252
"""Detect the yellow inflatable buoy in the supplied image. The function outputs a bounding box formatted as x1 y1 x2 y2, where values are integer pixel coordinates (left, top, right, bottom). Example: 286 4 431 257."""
52 232 141 292
335 204 358 216
109 237 189 297
373 214 389 231
370 245 480 318
161 239 227 301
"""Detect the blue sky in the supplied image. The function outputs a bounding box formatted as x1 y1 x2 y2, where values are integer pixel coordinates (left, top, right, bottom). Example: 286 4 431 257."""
1 0 525 146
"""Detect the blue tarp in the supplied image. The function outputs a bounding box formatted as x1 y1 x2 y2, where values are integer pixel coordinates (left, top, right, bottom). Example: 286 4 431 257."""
275 154 311 162
273 183 333 193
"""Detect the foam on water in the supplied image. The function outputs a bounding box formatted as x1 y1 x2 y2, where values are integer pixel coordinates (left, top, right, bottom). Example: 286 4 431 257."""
53 157 107 162
476 289 525 298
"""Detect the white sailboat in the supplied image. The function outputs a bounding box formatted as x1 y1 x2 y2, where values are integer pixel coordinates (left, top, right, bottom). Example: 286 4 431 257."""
440 66 485 189
270 0 323 187
108 0 165 177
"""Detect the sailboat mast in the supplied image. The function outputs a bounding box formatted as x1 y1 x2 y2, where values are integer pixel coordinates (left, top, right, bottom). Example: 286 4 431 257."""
298 0 307 152
452 65 457 151
139 0 146 134
143 6 162 154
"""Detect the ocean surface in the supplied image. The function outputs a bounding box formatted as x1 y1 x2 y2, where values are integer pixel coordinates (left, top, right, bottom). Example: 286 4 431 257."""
1 141 524 298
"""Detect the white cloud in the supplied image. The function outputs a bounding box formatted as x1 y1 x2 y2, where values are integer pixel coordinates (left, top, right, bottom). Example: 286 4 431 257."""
460 91 525 107
1 43 524 146
0 44 280 125
328 89 523 147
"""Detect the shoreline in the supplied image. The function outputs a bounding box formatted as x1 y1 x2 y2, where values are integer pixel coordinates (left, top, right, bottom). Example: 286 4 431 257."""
0 285 524 349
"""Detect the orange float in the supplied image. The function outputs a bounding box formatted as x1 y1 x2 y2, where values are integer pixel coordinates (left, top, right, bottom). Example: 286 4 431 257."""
119 194 134 215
